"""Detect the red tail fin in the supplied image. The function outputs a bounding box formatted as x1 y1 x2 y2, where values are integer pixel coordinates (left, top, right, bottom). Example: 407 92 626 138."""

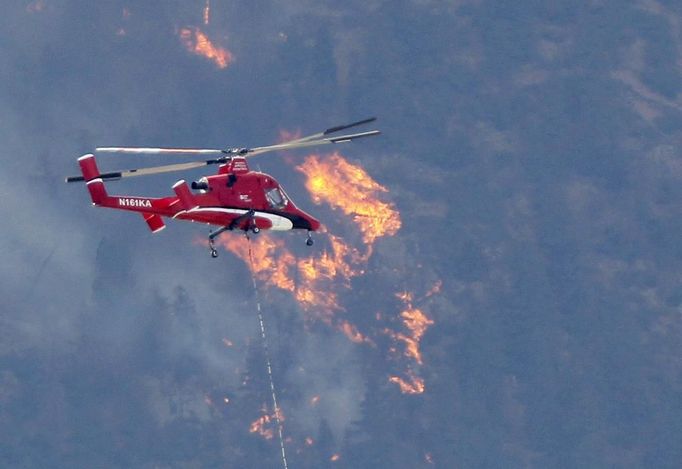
78 154 108 205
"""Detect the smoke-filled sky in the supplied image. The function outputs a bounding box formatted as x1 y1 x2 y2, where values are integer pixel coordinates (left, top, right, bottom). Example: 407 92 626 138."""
3 1 682 468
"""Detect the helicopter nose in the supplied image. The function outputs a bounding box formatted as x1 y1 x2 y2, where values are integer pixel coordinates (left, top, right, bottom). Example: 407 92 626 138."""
307 216 321 232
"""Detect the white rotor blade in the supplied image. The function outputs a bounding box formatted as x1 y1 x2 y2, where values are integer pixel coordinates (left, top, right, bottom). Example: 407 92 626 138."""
96 147 225 155
66 159 226 183
247 130 381 157
282 117 377 145
117 161 211 177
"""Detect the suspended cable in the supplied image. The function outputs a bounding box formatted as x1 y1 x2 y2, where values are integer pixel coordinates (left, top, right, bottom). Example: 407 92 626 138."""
247 238 289 469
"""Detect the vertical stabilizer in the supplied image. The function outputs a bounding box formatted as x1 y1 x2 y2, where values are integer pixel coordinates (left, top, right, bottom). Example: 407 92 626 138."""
78 154 108 205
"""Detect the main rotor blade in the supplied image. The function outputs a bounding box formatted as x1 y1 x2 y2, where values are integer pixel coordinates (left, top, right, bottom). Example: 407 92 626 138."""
65 158 227 183
246 130 381 156
285 117 377 145
94 118 378 158
96 147 225 155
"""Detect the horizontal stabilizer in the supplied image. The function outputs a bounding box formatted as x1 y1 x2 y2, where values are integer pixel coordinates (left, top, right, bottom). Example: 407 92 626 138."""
143 213 165 233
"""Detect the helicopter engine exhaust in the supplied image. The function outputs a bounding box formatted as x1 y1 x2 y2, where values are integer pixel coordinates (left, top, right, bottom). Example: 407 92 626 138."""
191 178 209 190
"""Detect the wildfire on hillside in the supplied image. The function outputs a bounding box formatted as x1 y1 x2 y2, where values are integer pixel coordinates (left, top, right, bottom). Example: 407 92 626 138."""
297 153 401 246
387 287 436 394
218 152 400 336
179 26 232 69
217 151 437 395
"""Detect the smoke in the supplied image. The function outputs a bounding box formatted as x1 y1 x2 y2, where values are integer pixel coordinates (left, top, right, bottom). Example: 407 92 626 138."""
285 332 366 445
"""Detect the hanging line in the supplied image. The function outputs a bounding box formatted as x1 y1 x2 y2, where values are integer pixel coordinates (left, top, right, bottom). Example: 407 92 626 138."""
247 237 290 469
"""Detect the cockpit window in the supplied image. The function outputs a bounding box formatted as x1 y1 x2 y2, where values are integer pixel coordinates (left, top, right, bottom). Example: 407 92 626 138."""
265 187 288 209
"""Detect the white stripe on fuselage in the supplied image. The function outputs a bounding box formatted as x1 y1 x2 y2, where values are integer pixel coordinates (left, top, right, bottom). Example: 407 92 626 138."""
174 207 294 231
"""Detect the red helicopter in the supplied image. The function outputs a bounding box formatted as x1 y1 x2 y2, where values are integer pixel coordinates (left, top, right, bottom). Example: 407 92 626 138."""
67 118 379 258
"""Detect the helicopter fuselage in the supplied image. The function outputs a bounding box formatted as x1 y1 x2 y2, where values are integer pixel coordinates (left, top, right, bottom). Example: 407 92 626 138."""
78 154 321 236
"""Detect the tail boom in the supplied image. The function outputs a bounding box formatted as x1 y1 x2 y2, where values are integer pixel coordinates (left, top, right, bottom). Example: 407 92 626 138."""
76 154 178 220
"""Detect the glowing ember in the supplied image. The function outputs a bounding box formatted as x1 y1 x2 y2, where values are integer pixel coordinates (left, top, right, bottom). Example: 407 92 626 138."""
305 437 314 446
179 26 233 69
297 153 401 245
222 338 234 347
389 370 426 395
330 454 341 462
339 320 373 345
396 291 413 303
249 414 274 440
249 407 284 440
309 395 320 406
425 280 442 298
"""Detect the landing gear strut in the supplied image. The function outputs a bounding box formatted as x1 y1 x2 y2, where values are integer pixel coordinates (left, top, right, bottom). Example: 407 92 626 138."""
306 231 314 246
207 210 259 258
209 226 230 258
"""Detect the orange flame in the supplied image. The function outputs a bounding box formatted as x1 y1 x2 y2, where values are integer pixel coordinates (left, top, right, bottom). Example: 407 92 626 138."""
214 152 410 359
338 320 372 344
220 236 295 291
389 370 426 395
249 406 284 440
216 152 438 398
179 26 233 69
249 414 274 440
297 153 401 245
389 292 434 365
387 289 435 394
218 233 363 325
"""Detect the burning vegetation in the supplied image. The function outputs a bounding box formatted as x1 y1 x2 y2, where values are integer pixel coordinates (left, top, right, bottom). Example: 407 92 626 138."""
297 153 401 245
178 26 232 69
249 406 285 440
219 151 438 395
387 289 436 394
